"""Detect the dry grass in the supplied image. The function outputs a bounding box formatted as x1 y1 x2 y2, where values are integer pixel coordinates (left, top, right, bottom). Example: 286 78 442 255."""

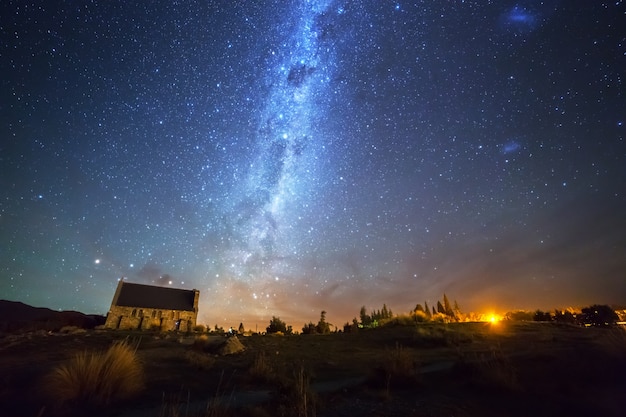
185 350 216 371
192 333 211 351
413 323 475 348
456 345 519 392
274 365 316 417
385 343 419 382
58 325 87 335
158 373 234 417
42 339 144 407
290 365 315 417
595 326 626 361
248 351 275 382
369 342 419 397
4 322 621 416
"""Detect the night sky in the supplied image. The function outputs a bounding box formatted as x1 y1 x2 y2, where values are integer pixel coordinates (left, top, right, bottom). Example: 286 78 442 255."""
2 1 625 327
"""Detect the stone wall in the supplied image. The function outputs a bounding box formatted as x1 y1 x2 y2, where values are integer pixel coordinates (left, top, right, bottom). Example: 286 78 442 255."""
104 305 197 331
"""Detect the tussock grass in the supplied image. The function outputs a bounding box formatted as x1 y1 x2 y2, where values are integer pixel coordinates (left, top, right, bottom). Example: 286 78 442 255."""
185 350 216 371
42 339 144 407
369 343 420 396
249 351 275 382
193 333 210 350
274 365 316 417
456 345 519 392
158 373 234 417
248 352 316 416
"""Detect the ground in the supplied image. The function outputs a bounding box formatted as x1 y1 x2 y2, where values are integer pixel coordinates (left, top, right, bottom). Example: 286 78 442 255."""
1 322 625 416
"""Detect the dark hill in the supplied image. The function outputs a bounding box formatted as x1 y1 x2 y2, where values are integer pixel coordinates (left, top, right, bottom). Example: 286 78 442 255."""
0 300 105 333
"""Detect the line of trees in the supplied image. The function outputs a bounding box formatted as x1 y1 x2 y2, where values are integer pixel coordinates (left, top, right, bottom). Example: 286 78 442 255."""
301 310 331 334
507 304 620 327
260 301 620 337
411 293 462 323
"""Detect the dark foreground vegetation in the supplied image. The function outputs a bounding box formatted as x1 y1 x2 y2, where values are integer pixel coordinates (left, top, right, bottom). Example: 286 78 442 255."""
1 318 625 417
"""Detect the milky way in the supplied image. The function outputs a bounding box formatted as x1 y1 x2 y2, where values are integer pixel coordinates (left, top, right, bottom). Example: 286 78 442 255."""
220 1 339 317
1 1 625 327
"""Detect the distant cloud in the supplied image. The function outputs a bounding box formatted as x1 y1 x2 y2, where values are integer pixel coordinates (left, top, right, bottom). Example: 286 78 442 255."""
135 262 176 287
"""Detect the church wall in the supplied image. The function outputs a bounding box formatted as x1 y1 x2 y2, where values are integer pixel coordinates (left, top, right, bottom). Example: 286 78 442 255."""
104 305 198 331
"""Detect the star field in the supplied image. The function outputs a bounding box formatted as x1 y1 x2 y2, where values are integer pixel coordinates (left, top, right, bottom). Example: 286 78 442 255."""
1 0 625 326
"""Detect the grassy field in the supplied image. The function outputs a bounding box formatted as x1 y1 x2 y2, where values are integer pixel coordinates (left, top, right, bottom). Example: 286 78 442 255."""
1 321 624 416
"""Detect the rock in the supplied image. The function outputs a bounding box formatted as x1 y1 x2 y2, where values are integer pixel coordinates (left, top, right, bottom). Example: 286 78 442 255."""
218 336 245 355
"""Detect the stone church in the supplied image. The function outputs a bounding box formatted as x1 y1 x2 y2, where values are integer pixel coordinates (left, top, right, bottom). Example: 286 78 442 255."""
104 280 200 331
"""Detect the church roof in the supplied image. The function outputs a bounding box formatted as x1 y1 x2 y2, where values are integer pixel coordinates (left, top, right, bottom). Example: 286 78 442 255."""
114 281 197 311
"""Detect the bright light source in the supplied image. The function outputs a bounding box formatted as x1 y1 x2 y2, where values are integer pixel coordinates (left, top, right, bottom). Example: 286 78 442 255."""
488 314 501 324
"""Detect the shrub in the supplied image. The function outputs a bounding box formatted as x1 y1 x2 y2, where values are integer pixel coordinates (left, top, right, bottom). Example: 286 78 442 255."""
42 339 144 407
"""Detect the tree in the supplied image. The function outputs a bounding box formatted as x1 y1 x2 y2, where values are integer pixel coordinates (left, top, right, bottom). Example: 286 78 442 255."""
302 322 317 334
453 300 462 320
580 305 619 327
436 300 445 314
414 303 424 313
424 301 432 318
238 322 245 334
505 310 534 321
316 310 331 334
266 316 290 334
412 310 428 322
381 304 389 320
553 310 576 324
343 317 359 333
443 293 454 317
533 310 552 322
359 306 372 327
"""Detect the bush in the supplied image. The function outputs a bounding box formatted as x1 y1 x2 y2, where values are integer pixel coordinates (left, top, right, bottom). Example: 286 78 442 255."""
42 339 144 407
580 304 619 327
